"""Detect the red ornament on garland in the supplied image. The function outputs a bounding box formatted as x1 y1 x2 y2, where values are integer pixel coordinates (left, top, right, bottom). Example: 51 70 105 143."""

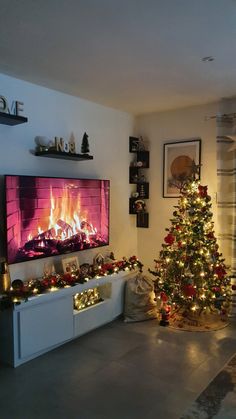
41 278 50 289
63 273 75 285
49 276 57 286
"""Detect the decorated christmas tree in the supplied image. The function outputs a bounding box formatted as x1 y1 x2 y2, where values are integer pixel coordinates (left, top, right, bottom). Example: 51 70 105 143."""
149 177 232 329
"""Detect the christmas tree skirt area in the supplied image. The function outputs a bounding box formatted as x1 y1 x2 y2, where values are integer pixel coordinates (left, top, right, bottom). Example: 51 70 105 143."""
168 309 229 332
181 353 236 418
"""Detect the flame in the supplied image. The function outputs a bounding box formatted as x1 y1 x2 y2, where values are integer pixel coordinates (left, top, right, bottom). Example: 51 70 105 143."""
27 185 97 242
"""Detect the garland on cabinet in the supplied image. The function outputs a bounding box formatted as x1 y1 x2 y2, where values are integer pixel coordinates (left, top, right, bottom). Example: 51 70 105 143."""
0 255 143 310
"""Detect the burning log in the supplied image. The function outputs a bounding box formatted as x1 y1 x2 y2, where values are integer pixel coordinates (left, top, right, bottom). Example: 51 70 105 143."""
57 232 87 252
56 219 73 235
81 221 94 233
35 227 57 240
24 238 59 254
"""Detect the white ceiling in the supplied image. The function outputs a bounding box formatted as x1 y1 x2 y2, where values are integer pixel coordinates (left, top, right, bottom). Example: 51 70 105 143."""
1 0 236 115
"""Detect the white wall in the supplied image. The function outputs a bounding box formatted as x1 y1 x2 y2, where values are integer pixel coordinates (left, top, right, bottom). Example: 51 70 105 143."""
135 102 218 272
0 74 137 281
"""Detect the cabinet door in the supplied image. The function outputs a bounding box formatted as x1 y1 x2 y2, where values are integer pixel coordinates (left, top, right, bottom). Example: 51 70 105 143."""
74 300 112 337
18 297 73 359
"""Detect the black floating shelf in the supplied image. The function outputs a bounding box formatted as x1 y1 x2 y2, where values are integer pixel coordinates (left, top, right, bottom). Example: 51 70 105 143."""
136 213 149 228
0 111 28 126
34 150 93 161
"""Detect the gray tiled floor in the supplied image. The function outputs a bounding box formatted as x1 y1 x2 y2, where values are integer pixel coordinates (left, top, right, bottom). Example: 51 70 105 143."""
0 318 236 419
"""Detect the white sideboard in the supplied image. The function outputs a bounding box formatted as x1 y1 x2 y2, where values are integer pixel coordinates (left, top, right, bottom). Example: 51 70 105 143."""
0 271 133 367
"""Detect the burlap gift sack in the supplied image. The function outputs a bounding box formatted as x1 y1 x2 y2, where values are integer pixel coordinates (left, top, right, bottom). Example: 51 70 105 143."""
124 273 157 322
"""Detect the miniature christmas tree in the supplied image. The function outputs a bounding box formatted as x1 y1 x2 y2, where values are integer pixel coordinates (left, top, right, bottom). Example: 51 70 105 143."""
149 177 232 327
81 132 90 154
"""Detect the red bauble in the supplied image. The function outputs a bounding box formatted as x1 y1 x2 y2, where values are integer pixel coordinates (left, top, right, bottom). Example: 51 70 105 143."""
232 285 236 291
182 284 196 297
49 276 57 286
212 286 221 292
198 185 208 198
41 278 49 288
160 291 168 302
164 233 175 245
214 266 226 279
207 232 215 240
63 273 75 285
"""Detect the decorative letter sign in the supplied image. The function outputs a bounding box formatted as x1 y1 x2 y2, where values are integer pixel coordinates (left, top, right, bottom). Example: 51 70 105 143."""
55 137 73 154
0 95 24 115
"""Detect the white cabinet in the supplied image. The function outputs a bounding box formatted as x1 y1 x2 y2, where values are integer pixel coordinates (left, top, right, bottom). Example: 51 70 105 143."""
19 297 73 359
0 271 132 367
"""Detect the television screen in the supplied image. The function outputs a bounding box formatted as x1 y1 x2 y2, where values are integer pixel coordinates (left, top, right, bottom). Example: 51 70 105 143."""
5 175 110 264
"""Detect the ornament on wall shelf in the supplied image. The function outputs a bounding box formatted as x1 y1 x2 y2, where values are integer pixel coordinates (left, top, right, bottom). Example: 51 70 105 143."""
133 199 146 213
0 94 24 116
34 132 77 154
81 132 90 154
55 136 76 154
129 136 147 152
35 136 52 151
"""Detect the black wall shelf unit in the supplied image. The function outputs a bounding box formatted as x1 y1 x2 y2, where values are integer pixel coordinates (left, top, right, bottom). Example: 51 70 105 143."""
129 136 149 228
0 111 28 126
34 150 93 161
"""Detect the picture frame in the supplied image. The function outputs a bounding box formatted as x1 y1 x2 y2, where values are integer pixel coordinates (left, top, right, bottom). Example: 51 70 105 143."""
163 138 201 198
79 263 91 278
93 253 105 267
62 256 79 273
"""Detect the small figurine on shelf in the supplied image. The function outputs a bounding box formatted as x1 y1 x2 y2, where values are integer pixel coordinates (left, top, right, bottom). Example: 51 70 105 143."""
138 174 146 183
34 136 51 152
68 133 76 154
133 199 146 213
81 132 90 154
138 136 146 151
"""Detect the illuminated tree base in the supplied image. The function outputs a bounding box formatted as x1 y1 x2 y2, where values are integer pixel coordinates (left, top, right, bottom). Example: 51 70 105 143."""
167 309 229 332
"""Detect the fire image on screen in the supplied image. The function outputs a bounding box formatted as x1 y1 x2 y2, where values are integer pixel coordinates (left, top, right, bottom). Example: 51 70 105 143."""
5 175 110 264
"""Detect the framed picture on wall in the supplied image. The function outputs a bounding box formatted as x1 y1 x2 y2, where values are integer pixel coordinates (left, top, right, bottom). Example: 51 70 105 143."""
163 138 201 198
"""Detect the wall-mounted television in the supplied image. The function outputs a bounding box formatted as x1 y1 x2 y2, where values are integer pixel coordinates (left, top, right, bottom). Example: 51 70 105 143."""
5 175 110 264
